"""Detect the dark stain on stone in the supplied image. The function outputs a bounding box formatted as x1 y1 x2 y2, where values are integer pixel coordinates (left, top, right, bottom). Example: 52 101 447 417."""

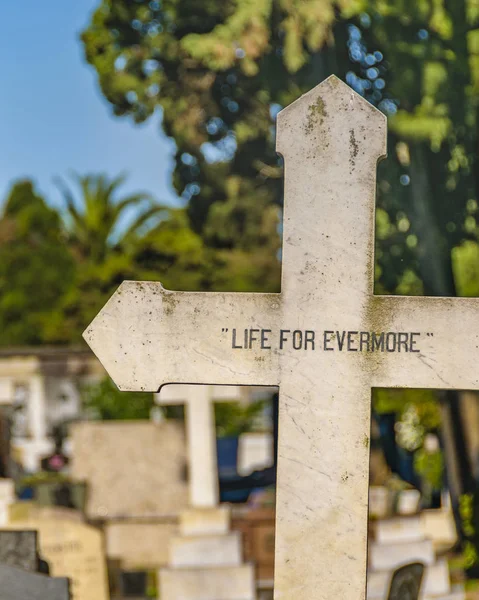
305 96 327 134
349 128 359 169
162 294 178 316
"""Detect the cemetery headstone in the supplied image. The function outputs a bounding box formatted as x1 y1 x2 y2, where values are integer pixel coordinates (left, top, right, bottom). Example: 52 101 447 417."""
105 520 177 570
3 516 108 600
387 563 424 600
0 530 38 572
155 385 246 507
85 75 479 598
0 563 70 600
71 421 188 518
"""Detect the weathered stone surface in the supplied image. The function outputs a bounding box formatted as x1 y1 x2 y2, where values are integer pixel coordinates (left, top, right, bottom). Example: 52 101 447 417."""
85 75 479 599
0 563 70 600
374 517 423 545
367 560 451 599
70 421 188 518
369 539 435 571
421 509 457 552
156 385 241 508
4 518 108 600
169 532 242 567
387 563 424 600
159 565 255 600
179 507 230 536
238 432 273 476
105 520 177 569
0 530 37 572
422 559 451 597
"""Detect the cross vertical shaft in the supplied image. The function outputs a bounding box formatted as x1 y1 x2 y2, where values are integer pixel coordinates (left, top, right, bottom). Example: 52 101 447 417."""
272 77 386 599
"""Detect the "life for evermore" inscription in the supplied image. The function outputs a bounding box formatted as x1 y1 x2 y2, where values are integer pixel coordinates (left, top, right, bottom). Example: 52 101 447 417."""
224 328 432 353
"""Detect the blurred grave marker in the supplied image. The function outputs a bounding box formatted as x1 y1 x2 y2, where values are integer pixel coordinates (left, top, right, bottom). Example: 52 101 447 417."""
0 530 38 572
4 517 108 600
155 385 244 507
70 421 188 519
85 75 479 599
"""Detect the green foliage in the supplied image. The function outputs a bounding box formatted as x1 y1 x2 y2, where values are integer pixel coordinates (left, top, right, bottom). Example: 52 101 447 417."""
414 447 444 490
55 172 166 264
353 0 479 297
460 493 479 568
82 377 154 420
0 181 76 345
373 388 441 427
81 0 362 290
214 399 266 437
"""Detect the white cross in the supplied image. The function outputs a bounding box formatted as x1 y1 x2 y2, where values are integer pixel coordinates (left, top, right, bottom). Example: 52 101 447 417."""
85 76 479 599
155 384 244 508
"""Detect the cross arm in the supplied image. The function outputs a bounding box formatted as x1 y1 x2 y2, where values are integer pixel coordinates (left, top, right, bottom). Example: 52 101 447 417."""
370 295 479 389
83 281 282 391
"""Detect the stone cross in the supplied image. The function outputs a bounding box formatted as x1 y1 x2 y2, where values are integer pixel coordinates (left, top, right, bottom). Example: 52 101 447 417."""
85 75 479 599
155 385 244 507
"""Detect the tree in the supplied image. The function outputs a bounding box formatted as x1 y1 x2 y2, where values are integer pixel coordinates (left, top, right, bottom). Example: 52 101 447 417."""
0 181 76 345
55 172 166 264
343 1 479 300
81 0 365 291
48 173 169 342
344 0 479 497
82 376 154 420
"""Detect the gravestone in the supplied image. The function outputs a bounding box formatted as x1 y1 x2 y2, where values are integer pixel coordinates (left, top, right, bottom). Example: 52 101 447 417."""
85 75 479 598
0 530 38 572
155 385 245 507
70 421 188 519
105 519 177 569
0 563 70 600
3 517 108 600
387 563 424 600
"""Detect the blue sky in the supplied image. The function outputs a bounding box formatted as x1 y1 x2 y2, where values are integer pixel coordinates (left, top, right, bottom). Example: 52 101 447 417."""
0 1 178 211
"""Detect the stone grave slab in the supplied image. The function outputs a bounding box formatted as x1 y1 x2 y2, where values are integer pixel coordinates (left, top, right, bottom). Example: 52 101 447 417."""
421 509 457 551
422 559 451 597
85 75 479 599
105 520 177 570
159 565 255 600
367 559 451 599
0 530 37 572
169 531 242 568
374 516 424 545
70 421 188 518
369 538 435 571
156 385 245 508
179 507 230 536
387 563 424 600
0 563 70 600
3 517 108 600
238 432 273 476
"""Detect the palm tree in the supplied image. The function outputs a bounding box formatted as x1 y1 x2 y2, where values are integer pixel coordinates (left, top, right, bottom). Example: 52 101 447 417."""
55 173 167 263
